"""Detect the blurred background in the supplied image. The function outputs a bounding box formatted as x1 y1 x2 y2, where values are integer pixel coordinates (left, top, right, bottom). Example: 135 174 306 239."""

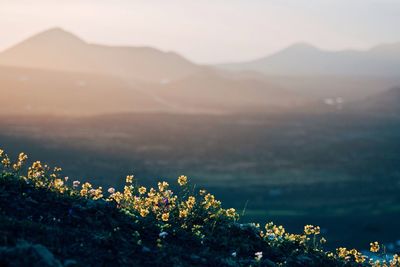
1 0 400 252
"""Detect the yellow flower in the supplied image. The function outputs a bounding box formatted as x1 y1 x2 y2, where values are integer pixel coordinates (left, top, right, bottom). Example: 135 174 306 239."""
53 166 62 172
304 225 320 235
82 182 92 189
147 188 156 197
265 222 285 238
186 196 196 209
225 208 237 218
80 189 88 196
32 161 43 170
138 186 147 195
161 213 169 221
0 149 4 157
107 191 123 204
314 226 320 235
140 208 149 217
10 152 28 171
370 241 380 253
1 157 11 167
54 179 64 187
123 186 132 199
126 175 134 184
179 209 188 218
337 247 348 259
273 225 285 236
158 181 169 192
18 152 28 162
177 175 187 186
203 193 217 209
354 253 366 263
91 187 103 200
12 163 21 171
80 182 93 197
391 254 399 265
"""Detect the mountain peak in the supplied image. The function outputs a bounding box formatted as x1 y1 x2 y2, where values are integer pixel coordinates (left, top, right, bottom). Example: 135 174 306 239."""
26 27 86 45
280 42 321 54
41 27 68 34
2 28 87 52
0 27 199 83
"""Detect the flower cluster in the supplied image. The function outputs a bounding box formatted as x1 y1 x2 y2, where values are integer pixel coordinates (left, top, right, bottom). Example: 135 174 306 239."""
2 148 400 267
13 152 28 171
304 224 320 235
0 149 11 168
262 222 286 242
336 247 366 263
177 175 187 186
370 241 380 253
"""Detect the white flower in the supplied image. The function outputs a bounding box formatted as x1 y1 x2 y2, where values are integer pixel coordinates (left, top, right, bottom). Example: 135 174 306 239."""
108 187 115 194
231 252 237 257
159 231 168 238
73 181 80 188
64 176 69 182
255 251 263 261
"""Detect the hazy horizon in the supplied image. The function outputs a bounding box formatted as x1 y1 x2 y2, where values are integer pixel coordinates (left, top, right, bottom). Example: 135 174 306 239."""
1 0 400 64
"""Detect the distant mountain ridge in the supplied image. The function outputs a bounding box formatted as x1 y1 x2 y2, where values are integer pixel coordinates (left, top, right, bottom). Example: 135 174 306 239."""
218 42 400 77
2 27 400 115
0 28 308 115
0 28 201 83
217 42 400 101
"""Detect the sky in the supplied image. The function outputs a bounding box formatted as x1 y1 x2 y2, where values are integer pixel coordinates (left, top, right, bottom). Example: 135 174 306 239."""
0 0 400 64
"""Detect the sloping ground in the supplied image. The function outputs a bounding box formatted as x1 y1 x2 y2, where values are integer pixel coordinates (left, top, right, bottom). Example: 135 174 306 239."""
0 66 168 115
150 70 308 112
0 150 396 266
352 87 400 115
0 175 337 267
0 65 308 115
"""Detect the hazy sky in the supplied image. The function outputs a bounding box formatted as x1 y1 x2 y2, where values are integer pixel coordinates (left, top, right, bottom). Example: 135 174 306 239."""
1 0 399 63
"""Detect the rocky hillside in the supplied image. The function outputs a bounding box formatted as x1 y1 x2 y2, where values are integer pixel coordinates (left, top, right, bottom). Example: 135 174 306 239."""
0 149 397 267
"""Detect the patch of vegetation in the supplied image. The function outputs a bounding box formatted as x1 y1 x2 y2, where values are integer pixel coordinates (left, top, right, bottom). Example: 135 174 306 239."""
0 149 398 266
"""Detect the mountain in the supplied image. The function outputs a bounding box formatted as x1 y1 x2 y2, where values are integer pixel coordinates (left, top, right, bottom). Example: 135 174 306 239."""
0 28 201 83
218 42 400 77
0 28 307 115
217 43 400 100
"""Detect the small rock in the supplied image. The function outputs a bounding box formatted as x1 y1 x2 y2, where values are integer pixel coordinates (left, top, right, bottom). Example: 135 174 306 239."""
0 241 62 267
